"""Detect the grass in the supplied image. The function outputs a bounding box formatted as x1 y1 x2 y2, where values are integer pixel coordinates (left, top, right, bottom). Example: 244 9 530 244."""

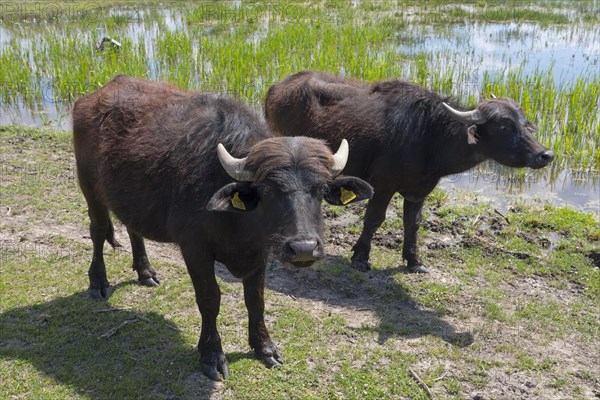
0 0 599 174
5 125 597 398
0 124 598 399
1 0 599 393
0 0 164 21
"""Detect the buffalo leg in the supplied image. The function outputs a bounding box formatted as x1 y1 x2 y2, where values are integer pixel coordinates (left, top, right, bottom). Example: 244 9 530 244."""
243 264 284 368
351 188 395 271
86 199 112 299
127 227 160 287
182 248 229 381
403 199 429 273
77 163 116 299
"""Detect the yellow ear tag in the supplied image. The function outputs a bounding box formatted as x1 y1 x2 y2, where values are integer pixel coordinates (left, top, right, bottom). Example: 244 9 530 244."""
231 192 246 210
340 187 357 205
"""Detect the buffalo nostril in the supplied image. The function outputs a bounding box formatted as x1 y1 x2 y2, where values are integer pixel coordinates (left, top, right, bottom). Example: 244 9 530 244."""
286 240 319 262
540 150 555 162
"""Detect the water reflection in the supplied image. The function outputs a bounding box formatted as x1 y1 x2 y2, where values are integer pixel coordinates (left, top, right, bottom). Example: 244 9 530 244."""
396 23 599 85
0 3 598 211
439 164 599 213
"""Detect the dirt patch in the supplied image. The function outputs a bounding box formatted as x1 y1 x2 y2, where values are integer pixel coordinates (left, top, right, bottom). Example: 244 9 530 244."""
2 196 598 399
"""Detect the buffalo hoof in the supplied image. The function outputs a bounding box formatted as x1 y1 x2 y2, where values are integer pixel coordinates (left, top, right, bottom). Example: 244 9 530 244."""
201 352 230 381
263 355 283 369
256 345 284 369
351 258 372 272
90 286 112 300
407 264 430 274
136 265 160 286
140 277 160 287
257 351 285 368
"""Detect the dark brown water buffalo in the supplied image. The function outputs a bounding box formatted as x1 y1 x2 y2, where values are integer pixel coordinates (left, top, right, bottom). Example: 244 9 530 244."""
72 74 373 380
265 70 554 273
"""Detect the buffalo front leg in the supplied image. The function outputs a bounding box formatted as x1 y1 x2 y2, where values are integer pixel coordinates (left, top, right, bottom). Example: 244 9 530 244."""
351 188 396 271
403 198 429 273
182 248 229 381
127 227 160 287
243 265 284 368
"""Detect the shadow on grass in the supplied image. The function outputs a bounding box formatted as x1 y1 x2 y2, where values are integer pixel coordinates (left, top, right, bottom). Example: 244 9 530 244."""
216 255 473 348
0 283 217 400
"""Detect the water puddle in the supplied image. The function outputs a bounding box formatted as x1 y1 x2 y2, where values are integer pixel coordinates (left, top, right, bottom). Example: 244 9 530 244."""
1 3 598 212
439 166 599 214
397 23 599 85
0 102 71 129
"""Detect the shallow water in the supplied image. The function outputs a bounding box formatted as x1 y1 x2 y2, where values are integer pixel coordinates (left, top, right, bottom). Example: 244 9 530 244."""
397 23 599 86
0 3 598 212
439 166 599 214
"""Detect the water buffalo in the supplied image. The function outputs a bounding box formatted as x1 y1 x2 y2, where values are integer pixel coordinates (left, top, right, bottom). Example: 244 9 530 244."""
265 70 554 273
72 74 373 380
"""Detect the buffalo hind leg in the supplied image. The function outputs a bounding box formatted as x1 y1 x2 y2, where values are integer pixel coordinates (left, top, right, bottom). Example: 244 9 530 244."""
78 161 120 299
182 247 229 381
351 188 395 271
127 227 160 287
403 199 429 273
243 264 284 368
86 199 113 299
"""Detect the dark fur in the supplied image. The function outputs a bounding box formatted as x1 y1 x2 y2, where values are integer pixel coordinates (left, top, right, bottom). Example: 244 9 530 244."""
73 75 372 380
265 70 553 272
246 137 333 184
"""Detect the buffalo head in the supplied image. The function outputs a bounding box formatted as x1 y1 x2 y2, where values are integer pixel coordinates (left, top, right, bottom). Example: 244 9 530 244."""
443 98 554 169
208 137 373 267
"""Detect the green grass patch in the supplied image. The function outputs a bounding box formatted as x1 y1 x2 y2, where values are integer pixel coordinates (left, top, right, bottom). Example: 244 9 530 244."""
1 1 598 171
1 109 599 397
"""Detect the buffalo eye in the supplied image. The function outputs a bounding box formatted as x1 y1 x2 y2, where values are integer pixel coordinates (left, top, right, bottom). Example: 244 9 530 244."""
312 184 328 197
498 119 516 133
260 185 275 199
525 123 538 133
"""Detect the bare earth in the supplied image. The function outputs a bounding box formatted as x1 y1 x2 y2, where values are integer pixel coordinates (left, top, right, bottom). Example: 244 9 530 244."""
2 204 598 399
1 130 598 399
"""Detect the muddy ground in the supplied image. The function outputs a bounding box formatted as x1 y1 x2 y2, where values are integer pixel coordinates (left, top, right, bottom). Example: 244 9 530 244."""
1 127 599 399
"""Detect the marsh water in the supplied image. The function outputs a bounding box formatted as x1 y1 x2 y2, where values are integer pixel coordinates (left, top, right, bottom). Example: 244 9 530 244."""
1 2 598 212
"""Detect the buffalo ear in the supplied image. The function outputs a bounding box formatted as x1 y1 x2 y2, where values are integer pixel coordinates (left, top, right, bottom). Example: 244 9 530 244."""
467 125 479 144
325 176 373 206
207 182 259 212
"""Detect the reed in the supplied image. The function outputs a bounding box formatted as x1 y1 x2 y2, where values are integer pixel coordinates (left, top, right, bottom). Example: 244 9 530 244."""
0 0 598 172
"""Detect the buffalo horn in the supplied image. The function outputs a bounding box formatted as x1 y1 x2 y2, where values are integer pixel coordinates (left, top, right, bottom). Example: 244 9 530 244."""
331 139 349 176
216 143 255 181
442 102 487 125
